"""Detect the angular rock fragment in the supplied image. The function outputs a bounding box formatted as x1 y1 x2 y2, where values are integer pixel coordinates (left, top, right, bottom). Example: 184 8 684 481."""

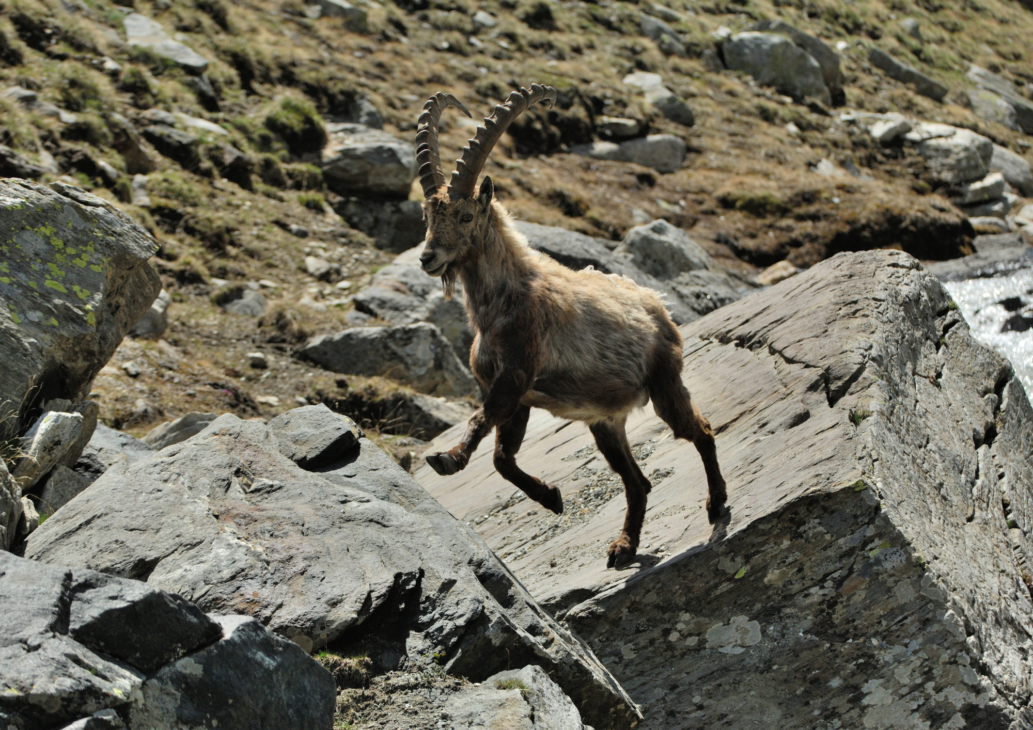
10 411 84 490
570 134 686 173
723 32 831 105
268 404 362 469
321 123 416 199
990 144 1033 197
129 288 170 339
754 19 843 103
142 412 218 450
869 46 948 101
142 125 200 170
124 13 209 74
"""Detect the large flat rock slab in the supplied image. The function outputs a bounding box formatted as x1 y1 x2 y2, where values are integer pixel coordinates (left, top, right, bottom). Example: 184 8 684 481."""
415 250 1033 727
25 412 639 729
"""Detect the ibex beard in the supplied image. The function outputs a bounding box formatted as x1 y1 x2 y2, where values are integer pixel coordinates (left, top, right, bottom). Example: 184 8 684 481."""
415 84 728 568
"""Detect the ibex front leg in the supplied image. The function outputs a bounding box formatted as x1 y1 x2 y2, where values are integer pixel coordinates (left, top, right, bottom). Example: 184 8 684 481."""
493 403 563 514
425 368 531 477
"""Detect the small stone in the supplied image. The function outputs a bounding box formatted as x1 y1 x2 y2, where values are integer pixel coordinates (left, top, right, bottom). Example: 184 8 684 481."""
18 496 39 539
123 361 142 378
305 256 340 282
255 395 280 406
869 118 912 145
900 18 922 41
472 10 496 28
221 290 267 317
335 280 353 290
288 224 310 238
298 294 328 312
598 116 643 139
952 172 1007 207
97 160 122 185
248 352 269 369
129 288 170 339
268 404 361 469
755 260 798 286
258 279 279 289
131 174 151 207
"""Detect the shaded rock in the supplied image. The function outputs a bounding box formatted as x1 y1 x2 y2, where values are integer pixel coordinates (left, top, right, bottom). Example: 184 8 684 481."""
208 144 253 189
990 145 1033 197
140 109 177 126
925 232 1032 282
754 19 843 103
248 351 268 369
415 249 1033 728
184 73 220 112
17 496 39 540
967 64 1033 135
0 461 19 551
218 288 267 317
333 197 425 253
640 14 685 57
56 709 125 730
72 423 156 485
868 46 948 101
0 144 46 179
300 323 480 397
268 404 362 469
54 400 100 469
966 87 1021 132
25 414 641 729
142 412 218 450
723 32 831 105
124 13 208 74
35 464 92 516
961 194 1015 220
615 219 713 278
305 255 340 281
321 123 416 199
914 125 993 183
313 0 366 25
644 86 694 127
96 161 121 186
108 114 155 175
3 86 76 123
969 215 1012 234
141 125 200 170
128 287 169 339
952 171 1006 206
571 135 686 173
11 411 84 491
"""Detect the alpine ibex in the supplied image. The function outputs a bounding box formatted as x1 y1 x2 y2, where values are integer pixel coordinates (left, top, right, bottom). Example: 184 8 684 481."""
417 84 728 567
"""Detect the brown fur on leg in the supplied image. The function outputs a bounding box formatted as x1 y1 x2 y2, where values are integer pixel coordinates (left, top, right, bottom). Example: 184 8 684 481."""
589 418 650 568
493 404 563 514
649 348 728 523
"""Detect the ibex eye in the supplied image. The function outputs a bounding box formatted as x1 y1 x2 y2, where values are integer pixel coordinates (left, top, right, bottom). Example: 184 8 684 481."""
461 214 474 223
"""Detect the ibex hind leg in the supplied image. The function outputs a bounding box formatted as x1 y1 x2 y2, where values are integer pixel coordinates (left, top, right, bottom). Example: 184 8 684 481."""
589 417 651 568
493 404 563 515
649 358 728 523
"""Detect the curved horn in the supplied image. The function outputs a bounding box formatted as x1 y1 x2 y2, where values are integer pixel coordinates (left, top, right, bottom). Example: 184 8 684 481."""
415 92 472 200
447 84 557 199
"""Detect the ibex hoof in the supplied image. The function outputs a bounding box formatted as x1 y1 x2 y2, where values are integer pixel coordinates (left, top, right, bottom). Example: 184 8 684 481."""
707 499 729 524
543 488 563 515
427 452 462 476
605 537 636 569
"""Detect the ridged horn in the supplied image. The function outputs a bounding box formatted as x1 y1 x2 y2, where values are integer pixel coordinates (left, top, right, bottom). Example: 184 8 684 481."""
447 84 557 200
415 92 472 200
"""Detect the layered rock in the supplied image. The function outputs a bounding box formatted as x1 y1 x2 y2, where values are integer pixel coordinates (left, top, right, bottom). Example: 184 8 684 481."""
415 250 1033 727
0 181 161 442
0 550 334 729
25 408 641 729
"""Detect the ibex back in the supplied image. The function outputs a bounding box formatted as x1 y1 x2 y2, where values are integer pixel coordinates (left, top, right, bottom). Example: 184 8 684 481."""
416 84 728 568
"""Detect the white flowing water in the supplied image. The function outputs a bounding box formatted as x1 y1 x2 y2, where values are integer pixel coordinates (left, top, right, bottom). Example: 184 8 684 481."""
944 268 1033 403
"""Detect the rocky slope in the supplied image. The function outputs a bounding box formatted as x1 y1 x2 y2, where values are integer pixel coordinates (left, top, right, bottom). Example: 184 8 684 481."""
416 249 1033 727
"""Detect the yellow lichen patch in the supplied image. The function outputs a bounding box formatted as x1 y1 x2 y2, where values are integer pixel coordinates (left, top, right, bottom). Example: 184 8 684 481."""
45 280 68 294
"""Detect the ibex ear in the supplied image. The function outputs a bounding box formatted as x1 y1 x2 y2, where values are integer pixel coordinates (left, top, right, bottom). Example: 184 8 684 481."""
478 176 494 212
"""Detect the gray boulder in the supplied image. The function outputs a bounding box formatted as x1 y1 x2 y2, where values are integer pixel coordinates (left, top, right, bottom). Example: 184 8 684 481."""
0 176 160 441
415 249 1033 728
124 13 209 75
333 197 425 253
990 144 1033 197
571 135 686 173
754 19 842 102
723 32 831 105
0 550 333 730
141 125 200 170
128 288 169 339
321 123 416 199
25 413 641 729
951 171 1006 206
142 412 218 450
9 412 83 492
268 404 362 469
218 288 267 317
0 461 18 551
622 72 694 127
640 14 685 57
446 665 586 729
967 64 1033 135
966 87 1022 131
868 46 948 101
910 124 993 183
299 323 480 397
35 465 92 517
72 423 155 484
615 219 713 278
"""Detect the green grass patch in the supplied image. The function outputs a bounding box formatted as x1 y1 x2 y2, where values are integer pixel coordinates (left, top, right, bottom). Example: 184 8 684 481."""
264 95 327 155
298 191 326 212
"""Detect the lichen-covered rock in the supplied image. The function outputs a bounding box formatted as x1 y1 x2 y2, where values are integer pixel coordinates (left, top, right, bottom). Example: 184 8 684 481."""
415 250 1033 728
25 414 641 729
0 181 161 442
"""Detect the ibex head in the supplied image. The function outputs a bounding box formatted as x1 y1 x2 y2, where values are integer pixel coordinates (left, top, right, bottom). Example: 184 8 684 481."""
415 84 557 298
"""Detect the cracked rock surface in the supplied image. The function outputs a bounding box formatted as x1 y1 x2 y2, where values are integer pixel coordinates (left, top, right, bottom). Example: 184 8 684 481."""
24 411 639 729
415 249 1033 728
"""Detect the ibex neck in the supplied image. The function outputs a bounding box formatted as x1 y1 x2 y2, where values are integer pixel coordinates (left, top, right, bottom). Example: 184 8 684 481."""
458 214 534 331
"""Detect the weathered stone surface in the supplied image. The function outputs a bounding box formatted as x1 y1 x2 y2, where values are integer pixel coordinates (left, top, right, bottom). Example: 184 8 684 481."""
991 144 1033 197
966 87 1021 132
961 193 1015 220
924 232 1032 281
128 287 169 339
0 181 160 444
299 323 480 397
141 125 200 170
321 123 416 199
415 250 1033 728
723 32 831 105
967 64 1033 135
26 414 641 729
208 143 253 189
123 13 209 75
0 550 332 729
142 411 218 450
570 135 687 173
478 665 587 729
35 464 92 517
218 288 266 317
333 197 425 253
0 144 47 179
755 259 797 286
913 125 994 184
0 461 19 551
615 219 713 278
268 404 361 469
640 14 685 57
72 423 156 485
10 411 84 490
645 87 695 127
869 116 912 144
754 19 842 102
129 615 335 730
869 46 948 101
952 171 1006 206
